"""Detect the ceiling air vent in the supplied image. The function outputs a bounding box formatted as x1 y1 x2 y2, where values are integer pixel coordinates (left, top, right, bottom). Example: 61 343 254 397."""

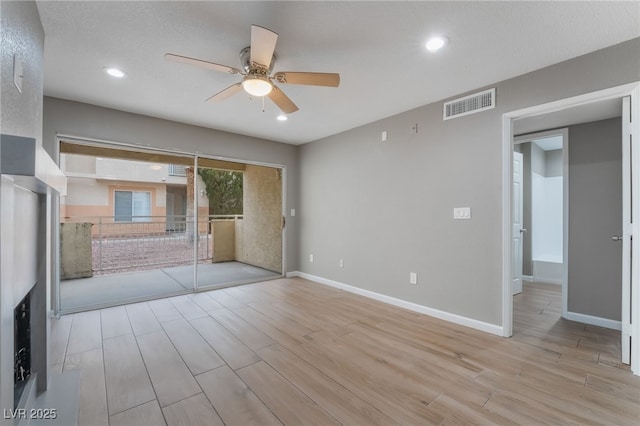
443 88 496 120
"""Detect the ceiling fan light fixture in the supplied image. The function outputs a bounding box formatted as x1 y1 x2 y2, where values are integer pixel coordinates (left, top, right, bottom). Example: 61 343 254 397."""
276 114 288 121
242 75 273 97
166 25 338 114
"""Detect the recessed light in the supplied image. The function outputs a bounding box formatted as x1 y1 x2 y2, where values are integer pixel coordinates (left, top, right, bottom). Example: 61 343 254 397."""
104 67 127 78
426 36 448 53
276 115 288 121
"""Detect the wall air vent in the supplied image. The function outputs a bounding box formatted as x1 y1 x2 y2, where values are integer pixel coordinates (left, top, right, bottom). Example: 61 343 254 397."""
443 88 496 120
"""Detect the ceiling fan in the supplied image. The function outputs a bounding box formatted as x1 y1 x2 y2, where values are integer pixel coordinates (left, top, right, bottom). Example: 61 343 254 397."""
165 25 340 115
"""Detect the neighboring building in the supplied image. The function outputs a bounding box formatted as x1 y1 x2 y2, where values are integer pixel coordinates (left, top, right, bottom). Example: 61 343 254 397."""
60 153 209 235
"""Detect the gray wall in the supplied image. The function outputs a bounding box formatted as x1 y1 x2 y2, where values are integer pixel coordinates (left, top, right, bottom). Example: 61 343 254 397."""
298 38 639 326
568 118 622 321
545 150 563 177
0 0 46 413
43 97 300 272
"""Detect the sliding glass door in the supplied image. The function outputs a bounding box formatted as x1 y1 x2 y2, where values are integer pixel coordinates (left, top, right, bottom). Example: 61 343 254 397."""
56 141 285 313
195 159 283 290
58 142 195 312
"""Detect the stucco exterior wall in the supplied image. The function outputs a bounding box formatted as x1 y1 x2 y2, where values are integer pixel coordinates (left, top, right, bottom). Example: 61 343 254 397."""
241 165 282 273
211 220 236 262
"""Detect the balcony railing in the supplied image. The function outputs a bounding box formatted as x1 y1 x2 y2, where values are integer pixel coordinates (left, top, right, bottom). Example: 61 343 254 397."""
61 215 242 275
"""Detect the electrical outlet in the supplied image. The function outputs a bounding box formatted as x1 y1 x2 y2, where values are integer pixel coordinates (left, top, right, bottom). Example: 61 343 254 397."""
381 130 387 142
453 207 471 219
309 254 314 263
409 272 417 285
339 259 344 268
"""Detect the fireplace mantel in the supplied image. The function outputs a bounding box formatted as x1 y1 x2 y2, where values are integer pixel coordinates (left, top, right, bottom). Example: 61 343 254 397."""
0 134 66 195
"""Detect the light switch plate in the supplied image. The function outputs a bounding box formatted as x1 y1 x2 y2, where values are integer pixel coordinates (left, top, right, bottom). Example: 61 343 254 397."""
13 55 23 94
290 208 296 217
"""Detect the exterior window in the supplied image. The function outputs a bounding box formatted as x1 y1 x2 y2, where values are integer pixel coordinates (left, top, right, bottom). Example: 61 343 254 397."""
168 164 187 177
114 190 151 222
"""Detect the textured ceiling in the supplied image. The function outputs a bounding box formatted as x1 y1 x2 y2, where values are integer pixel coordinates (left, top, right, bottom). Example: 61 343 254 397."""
36 1 640 145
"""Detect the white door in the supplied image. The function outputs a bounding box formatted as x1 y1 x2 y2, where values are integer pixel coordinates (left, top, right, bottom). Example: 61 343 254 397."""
513 151 524 295
621 96 632 364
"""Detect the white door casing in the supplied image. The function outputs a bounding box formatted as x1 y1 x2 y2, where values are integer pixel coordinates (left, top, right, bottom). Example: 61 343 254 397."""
512 151 524 295
621 96 632 364
502 83 639 376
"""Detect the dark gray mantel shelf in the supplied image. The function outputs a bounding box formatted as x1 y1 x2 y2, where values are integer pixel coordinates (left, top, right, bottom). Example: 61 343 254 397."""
0 134 66 195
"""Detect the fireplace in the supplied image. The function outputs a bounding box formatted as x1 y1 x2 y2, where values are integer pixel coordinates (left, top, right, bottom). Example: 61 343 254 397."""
14 291 31 408
0 136 65 411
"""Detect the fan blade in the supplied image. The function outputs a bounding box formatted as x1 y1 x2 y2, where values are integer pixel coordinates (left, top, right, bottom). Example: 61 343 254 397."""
267 85 299 114
273 72 340 87
165 53 241 74
206 83 243 102
250 25 278 69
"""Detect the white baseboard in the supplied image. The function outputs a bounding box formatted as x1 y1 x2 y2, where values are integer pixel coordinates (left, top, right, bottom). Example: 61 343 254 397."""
533 276 562 285
522 275 534 281
286 271 504 336
565 311 621 331
532 260 563 285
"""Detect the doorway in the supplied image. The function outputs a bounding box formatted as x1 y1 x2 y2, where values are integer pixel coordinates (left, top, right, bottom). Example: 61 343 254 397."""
513 130 566 292
501 82 640 375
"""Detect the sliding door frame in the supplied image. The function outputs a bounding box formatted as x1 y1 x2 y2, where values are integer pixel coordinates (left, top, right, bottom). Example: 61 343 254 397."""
54 134 287 314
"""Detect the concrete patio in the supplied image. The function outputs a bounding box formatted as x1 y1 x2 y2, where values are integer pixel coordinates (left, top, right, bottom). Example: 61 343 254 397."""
60 261 281 313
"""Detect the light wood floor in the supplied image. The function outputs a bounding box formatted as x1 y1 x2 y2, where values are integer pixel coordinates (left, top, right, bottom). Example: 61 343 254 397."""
49 278 640 425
